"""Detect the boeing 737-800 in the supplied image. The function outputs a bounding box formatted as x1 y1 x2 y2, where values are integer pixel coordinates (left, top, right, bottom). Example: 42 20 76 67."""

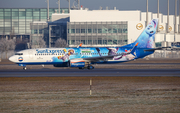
9 19 164 70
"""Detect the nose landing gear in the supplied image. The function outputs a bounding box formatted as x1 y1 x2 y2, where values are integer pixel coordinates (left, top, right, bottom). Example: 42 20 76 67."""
23 67 27 70
18 64 27 70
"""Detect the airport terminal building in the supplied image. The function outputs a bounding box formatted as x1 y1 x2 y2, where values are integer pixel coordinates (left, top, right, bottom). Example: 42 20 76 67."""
0 8 69 48
0 8 180 48
67 9 180 47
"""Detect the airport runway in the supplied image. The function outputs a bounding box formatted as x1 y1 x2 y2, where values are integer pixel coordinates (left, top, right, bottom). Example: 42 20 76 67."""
0 68 180 77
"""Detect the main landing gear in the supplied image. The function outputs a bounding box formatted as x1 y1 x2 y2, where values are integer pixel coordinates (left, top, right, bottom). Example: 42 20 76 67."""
79 65 95 70
87 65 94 70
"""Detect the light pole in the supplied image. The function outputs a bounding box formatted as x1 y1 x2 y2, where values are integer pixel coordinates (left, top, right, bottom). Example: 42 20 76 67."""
69 0 70 13
66 0 70 13
157 0 159 32
167 0 169 33
146 0 148 26
175 0 177 33
174 0 177 46
179 0 180 33
78 0 80 10
58 0 60 13
47 0 49 21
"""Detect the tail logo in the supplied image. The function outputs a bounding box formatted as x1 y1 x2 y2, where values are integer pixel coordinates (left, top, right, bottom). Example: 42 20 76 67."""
136 23 143 30
159 25 164 31
168 26 172 32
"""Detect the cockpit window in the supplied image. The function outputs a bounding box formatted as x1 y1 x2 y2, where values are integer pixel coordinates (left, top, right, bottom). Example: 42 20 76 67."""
15 53 23 55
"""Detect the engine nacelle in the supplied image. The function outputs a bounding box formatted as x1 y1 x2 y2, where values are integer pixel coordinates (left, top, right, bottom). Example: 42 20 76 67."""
69 60 85 67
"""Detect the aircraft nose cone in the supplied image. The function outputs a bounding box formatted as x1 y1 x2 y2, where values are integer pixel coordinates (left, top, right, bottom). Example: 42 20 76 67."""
9 56 15 62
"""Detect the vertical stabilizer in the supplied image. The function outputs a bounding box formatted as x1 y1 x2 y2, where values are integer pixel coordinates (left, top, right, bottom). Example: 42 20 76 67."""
124 19 158 48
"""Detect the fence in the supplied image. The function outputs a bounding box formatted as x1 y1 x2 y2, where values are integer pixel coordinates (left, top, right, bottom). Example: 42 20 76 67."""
148 50 180 59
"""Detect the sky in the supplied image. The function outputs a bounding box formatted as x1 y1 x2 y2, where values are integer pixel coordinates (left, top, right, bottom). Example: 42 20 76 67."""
0 0 179 15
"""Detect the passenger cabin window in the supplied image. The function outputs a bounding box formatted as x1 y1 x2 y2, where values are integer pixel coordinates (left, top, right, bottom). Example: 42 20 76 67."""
15 53 23 55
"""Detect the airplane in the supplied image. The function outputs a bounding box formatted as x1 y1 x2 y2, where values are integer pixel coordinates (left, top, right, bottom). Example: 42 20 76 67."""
9 19 164 70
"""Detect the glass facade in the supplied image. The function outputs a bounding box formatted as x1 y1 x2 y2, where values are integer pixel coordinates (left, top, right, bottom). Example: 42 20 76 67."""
49 23 67 47
0 8 69 36
30 22 48 48
67 22 128 46
31 22 67 48
1 8 128 48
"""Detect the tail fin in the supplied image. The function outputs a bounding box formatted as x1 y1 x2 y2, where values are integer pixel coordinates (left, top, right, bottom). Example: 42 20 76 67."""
125 19 158 48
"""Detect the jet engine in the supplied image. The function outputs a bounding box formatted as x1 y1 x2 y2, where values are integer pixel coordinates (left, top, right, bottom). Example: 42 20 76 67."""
69 60 86 67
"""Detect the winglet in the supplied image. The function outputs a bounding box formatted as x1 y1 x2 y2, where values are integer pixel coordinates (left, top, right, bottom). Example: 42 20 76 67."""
77 43 82 48
130 43 138 56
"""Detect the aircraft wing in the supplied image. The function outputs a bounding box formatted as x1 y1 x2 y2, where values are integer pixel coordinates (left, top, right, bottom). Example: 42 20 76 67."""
73 42 139 62
81 53 130 62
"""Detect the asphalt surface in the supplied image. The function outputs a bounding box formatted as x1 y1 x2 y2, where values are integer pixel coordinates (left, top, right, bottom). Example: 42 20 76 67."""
1 59 180 77
0 68 180 77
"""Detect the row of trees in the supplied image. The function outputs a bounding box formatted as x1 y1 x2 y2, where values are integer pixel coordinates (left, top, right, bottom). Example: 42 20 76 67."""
0 38 15 59
32 37 46 48
54 38 68 48
31 37 68 48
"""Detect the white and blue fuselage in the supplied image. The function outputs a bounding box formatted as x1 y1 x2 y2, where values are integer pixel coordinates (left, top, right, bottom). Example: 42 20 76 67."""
9 47 153 68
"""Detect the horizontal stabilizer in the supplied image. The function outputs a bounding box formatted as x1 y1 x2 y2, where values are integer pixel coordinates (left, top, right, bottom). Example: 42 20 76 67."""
144 47 171 51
